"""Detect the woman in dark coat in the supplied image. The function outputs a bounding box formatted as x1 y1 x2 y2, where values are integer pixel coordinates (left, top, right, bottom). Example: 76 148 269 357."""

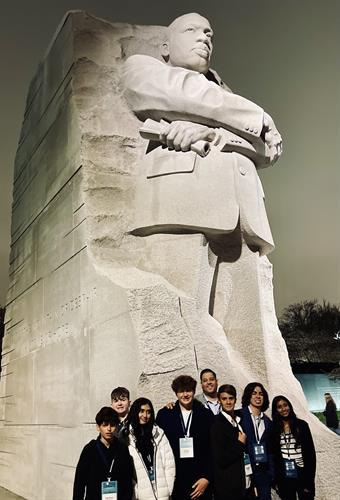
270 396 316 500
323 392 339 432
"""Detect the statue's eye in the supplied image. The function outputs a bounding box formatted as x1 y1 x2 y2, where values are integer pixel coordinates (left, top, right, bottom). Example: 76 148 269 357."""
185 27 195 32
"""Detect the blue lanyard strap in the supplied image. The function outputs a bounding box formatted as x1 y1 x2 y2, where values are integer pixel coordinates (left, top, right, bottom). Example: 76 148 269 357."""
252 415 262 443
179 410 193 437
96 440 115 479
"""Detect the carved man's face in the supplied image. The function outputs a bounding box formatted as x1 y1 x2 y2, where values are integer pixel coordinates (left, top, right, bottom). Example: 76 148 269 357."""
162 13 213 74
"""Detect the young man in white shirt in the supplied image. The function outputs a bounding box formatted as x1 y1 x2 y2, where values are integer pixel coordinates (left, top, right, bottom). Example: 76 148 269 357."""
210 384 249 500
239 382 274 500
156 375 213 500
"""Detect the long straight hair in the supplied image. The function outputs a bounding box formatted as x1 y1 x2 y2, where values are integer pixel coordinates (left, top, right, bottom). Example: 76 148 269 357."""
128 397 155 455
271 395 301 447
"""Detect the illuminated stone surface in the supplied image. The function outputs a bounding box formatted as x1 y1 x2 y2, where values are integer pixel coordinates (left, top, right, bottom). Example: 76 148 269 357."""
0 11 338 499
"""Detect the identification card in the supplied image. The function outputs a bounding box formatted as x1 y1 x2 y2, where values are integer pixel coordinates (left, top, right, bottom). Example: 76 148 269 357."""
101 480 118 500
179 437 194 458
253 443 267 463
244 453 253 476
148 466 155 482
284 459 298 479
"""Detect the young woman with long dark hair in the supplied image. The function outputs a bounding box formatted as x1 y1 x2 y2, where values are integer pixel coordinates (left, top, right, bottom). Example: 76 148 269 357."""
127 397 175 500
271 396 316 500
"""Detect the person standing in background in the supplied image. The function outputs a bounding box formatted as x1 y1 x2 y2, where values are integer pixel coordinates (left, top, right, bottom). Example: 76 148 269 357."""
323 392 339 434
196 369 220 415
111 386 131 442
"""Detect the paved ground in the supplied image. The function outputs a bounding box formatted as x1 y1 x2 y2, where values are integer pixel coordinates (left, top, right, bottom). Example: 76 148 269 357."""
0 487 25 500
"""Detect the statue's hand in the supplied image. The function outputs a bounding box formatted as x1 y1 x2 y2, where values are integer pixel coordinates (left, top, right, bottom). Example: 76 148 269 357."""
160 121 216 152
262 112 283 164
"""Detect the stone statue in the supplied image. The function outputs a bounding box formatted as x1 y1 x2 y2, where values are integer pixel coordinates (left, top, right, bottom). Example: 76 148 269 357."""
122 12 282 328
1 13 338 499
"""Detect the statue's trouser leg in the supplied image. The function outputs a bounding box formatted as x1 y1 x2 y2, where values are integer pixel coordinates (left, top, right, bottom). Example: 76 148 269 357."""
129 232 221 402
131 229 272 390
209 229 268 382
134 232 217 309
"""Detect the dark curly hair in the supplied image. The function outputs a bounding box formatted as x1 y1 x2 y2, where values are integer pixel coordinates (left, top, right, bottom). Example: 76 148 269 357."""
171 375 197 394
241 382 269 412
127 397 155 456
271 395 301 447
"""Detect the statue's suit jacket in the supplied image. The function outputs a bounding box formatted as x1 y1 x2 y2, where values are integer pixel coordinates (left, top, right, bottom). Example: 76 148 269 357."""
122 55 275 255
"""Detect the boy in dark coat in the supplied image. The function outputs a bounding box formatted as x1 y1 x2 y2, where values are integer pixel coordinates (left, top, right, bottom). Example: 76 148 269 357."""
210 384 248 500
156 375 213 500
73 406 133 500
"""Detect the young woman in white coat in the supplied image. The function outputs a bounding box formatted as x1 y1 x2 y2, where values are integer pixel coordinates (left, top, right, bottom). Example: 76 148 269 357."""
127 397 176 500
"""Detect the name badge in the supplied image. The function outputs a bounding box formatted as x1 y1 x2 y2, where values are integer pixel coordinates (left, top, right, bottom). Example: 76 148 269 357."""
284 459 298 479
179 437 194 458
253 443 267 463
244 453 253 476
148 466 155 482
101 480 117 500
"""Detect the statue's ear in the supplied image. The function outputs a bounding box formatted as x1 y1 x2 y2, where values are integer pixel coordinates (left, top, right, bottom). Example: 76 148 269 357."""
161 41 170 62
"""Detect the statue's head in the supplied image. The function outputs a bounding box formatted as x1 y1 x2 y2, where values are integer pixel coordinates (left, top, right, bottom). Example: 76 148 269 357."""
161 12 213 74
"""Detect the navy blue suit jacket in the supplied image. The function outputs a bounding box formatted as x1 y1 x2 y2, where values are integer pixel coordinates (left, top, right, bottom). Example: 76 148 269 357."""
239 406 274 480
156 399 213 496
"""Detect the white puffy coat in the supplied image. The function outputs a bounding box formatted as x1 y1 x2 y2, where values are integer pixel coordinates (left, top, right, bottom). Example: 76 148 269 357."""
129 424 175 500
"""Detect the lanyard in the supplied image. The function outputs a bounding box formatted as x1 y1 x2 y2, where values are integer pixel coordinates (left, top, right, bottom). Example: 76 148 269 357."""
283 431 293 459
252 415 262 443
180 410 193 437
96 441 115 481
145 453 153 470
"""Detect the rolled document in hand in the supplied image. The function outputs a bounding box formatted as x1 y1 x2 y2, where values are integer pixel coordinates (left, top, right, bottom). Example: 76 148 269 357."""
139 119 211 157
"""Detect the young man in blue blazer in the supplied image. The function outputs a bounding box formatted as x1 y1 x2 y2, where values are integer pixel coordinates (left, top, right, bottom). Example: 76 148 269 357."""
239 383 274 500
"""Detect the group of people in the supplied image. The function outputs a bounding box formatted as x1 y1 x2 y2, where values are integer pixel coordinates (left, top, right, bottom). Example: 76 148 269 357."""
73 369 317 500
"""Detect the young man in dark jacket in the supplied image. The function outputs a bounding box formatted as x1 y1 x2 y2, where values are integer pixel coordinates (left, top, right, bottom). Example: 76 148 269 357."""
73 406 133 500
210 384 248 500
156 375 214 500
239 383 274 500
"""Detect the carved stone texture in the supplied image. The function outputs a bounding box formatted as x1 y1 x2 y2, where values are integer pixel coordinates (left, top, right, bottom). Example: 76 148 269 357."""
0 10 338 500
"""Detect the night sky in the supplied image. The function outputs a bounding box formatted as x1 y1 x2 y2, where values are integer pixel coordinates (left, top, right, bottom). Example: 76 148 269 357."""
1 0 339 314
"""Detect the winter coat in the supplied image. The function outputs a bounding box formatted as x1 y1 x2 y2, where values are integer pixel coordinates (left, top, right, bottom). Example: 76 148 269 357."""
210 413 246 500
324 400 339 428
73 436 133 500
270 418 316 497
156 399 213 500
128 424 176 500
